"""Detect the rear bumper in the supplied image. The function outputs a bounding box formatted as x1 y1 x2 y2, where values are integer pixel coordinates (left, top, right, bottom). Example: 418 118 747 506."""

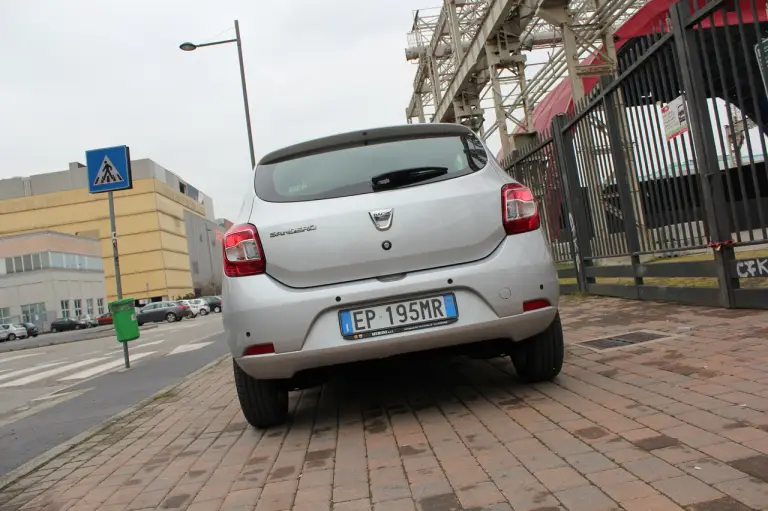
224 230 559 380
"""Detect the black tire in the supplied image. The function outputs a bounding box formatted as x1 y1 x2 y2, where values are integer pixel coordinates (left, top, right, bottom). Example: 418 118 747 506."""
200 309 208 316
214 306 221 313
233 359 288 428
512 313 564 383
51 328 57 333
166 313 177 323
8 334 15 341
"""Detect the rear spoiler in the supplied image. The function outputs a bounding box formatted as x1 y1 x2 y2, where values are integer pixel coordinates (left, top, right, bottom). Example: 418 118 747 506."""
259 124 473 165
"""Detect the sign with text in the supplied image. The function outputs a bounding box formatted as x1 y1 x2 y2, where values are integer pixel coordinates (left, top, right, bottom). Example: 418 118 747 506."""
661 95 689 140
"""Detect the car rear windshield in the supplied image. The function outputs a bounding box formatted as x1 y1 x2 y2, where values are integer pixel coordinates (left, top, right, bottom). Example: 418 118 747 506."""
254 133 489 203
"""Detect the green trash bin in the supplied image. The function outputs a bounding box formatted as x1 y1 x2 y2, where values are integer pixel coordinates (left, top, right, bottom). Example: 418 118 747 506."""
109 298 139 343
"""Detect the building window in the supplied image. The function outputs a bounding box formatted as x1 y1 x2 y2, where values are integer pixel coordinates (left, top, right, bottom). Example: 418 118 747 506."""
86 298 94 316
14 256 22 273
51 252 64 268
21 303 46 323
41 252 50 269
86 256 103 271
32 253 42 270
97 298 105 315
0 307 11 324
73 299 82 317
5 258 13 274
23 254 33 271
60 300 70 319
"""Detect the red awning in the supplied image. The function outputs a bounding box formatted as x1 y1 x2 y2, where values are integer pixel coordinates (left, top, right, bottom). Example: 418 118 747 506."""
510 0 767 138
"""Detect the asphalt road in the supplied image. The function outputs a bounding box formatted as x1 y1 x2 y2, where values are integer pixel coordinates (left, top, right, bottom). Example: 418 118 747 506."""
0 323 160 353
0 315 229 477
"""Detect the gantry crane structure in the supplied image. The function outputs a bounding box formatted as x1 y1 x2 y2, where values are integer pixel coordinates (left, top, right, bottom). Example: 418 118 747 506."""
404 0 651 158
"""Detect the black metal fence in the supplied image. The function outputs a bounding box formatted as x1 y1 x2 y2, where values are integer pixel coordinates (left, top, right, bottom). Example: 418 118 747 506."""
503 0 768 309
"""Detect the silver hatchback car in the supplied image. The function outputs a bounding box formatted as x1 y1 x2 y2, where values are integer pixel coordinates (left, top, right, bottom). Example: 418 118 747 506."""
223 124 562 427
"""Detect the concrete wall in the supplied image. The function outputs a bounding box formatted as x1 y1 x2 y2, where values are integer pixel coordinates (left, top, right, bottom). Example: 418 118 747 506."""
0 178 25 201
183 210 223 295
0 231 101 258
0 269 107 329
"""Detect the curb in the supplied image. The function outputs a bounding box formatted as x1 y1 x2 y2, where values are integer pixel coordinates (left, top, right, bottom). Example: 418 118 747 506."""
0 325 159 354
0 353 229 492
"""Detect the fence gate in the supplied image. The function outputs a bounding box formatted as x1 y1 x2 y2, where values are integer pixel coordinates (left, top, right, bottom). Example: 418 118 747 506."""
505 0 768 309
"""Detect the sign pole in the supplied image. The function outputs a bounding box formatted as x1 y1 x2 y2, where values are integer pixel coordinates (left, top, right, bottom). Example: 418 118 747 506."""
86 144 135 370
108 190 130 369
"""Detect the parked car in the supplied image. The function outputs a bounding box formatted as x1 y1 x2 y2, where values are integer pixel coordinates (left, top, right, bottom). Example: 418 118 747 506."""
97 313 113 325
0 323 27 342
78 315 99 328
177 300 200 318
18 323 39 338
136 301 191 325
188 298 211 316
50 317 87 332
202 296 222 313
223 124 561 428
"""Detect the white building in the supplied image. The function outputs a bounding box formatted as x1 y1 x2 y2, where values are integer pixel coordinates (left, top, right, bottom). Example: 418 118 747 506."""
0 231 107 330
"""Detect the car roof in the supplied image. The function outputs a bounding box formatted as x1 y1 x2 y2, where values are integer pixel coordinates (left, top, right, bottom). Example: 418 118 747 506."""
258 123 473 165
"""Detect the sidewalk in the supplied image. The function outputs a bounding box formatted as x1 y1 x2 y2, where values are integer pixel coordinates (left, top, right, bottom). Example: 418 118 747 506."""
2 296 768 511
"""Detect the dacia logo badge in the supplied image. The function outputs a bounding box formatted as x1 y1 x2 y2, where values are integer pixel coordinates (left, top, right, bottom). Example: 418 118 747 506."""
369 209 394 231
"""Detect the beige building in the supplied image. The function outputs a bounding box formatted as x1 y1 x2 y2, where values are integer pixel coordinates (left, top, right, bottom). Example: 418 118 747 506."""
0 231 107 329
0 159 222 302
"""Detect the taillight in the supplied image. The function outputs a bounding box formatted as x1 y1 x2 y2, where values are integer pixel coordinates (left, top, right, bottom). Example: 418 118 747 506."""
223 223 265 277
502 183 540 235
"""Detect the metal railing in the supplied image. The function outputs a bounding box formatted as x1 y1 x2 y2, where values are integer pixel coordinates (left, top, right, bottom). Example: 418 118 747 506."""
504 0 768 308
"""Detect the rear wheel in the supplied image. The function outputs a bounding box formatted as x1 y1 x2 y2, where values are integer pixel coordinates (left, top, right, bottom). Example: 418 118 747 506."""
200 309 208 316
512 313 564 383
214 306 221 313
165 313 177 323
8 334 15 341
233 359 288 428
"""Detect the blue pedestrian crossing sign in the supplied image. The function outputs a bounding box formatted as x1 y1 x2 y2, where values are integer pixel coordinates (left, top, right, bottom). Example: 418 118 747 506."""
86 145 133 194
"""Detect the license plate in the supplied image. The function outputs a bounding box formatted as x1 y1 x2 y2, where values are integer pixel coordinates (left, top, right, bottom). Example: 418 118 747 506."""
339 294 458 340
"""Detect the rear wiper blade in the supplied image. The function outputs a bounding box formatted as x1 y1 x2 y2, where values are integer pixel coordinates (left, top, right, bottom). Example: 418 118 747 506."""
371 166 448 191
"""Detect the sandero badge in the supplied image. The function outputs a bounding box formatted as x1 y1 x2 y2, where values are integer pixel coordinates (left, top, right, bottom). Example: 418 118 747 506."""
268 225 317 238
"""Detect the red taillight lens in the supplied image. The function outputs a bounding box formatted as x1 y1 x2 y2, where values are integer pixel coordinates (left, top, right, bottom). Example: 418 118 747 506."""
523 299 551 312
243 343 275 356
502 183 540 235
223 223 265 277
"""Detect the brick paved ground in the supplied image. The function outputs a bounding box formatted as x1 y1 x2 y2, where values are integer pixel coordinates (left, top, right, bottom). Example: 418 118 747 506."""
2 296 768 511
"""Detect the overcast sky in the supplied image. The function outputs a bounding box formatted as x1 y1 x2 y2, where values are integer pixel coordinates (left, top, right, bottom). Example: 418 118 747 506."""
0 0 427 221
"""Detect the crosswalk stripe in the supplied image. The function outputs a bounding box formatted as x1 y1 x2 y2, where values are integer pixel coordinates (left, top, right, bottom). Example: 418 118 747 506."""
59 352 157 381
168 342 213 356
0 362 66 383
134 340 165 348
0 353 45 365
0 358 109 388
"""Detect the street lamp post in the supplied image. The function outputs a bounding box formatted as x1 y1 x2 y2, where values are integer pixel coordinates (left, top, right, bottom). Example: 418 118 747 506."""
180 20 256 169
